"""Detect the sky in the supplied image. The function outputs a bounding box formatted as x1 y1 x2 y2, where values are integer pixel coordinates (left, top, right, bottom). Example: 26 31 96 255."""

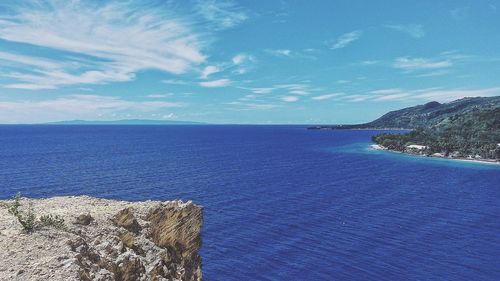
0 0 499 124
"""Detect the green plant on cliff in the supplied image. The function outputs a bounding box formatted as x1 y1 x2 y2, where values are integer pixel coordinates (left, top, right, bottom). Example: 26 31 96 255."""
5 192 67 233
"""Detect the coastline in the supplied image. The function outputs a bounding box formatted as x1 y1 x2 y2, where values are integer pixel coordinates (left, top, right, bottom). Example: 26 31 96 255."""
370 144 500 165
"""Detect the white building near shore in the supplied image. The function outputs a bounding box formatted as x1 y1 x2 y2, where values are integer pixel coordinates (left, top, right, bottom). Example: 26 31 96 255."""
406 144 427 150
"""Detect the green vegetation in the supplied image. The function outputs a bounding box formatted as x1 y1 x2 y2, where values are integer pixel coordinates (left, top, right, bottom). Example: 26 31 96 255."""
372 107 500 160
5 192 67 233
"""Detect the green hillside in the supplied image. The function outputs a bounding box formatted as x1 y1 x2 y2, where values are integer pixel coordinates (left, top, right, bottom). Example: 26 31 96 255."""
372 104 500 160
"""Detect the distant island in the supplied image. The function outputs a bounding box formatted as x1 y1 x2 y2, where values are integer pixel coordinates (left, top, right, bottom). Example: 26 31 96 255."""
44 119 205 125
310 96 500 163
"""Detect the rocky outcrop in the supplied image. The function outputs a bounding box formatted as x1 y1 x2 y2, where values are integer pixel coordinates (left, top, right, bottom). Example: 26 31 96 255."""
0 196 203 281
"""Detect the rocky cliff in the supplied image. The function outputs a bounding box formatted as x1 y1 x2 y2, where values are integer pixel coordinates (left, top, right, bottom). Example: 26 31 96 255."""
0 196 203 281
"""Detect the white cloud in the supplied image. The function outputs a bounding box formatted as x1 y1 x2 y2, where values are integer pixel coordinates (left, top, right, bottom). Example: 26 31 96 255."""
147 94 174 98
367 87 500 102
162 79 188 85
330 30 363 49
289 90 309 95
361 60 379 65
373 93 410 101
281 96 299 102
232 54 252 65
245 83 317 96
0 94 182 123
415 88 500 101
162 113 176 119
266 49 292 57
370 88 403 95
312 93 344 100
200 65 220 79
199 78 231 87
0 51 61 70
250 87 274 94
0 1 206 89
225 101 280 110
230 53 254 74
393 57 452 71
194 0 248 30
385 24 425 38
344 95 369 102
415 70 450 77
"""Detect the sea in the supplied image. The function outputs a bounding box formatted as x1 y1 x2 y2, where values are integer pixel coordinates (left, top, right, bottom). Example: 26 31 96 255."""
0 125 499 281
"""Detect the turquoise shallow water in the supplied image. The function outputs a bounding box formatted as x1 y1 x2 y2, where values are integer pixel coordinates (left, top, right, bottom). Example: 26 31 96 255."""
0 125 499 280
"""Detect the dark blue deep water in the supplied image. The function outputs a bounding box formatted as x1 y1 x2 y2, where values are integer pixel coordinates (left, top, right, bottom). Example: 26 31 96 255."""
1 125 499 280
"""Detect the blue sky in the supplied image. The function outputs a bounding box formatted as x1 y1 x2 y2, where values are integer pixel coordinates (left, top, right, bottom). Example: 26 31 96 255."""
0 0 499 124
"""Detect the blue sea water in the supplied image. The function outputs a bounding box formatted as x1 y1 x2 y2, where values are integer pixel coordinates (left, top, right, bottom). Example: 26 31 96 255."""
0 125 499 280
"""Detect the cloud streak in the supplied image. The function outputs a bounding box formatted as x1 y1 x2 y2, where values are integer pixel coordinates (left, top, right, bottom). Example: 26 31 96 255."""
0 1 206 89
330 30 363 49
385 24 425 38
194 0 248 30
393 57 452 71
199 78 231 87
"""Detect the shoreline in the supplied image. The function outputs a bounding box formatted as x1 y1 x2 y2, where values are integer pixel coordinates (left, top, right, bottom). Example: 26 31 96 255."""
370 144 500 165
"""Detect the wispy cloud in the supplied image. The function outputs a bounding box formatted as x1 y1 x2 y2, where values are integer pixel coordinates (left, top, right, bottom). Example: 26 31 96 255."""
200 65 220 79
225 101 280 110
0 1 206 89
415 88 500 101
194 0 248 30
0 94 182 123
231 53 255 74
367 87 500 102
281 96 299 102
147 93 174 98
370 88 403 95
244 83 317 96
265 48 317 60
329 30 363 49
360 60 379 65
199 78 231 87
415 70 450 77
312 93 344 100
385 24 425 38
373 93 410 101
265 49 292 57
393 57 452 71
162 79 188 85
249 87 274 94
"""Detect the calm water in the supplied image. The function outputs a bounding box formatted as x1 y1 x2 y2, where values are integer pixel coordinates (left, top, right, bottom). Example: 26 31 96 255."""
0 125 499 280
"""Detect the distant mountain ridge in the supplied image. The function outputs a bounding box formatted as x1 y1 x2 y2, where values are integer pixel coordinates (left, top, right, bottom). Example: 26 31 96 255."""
44 119 205 125
308 96 500 130
365 96 500 129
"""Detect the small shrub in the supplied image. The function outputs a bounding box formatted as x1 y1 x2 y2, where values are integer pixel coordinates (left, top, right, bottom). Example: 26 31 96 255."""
5 192 67 233
39 214 67 231
7 192 22 217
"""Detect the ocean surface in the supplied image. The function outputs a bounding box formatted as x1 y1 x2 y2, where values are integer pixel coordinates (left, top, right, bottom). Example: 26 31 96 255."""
0 125 499 280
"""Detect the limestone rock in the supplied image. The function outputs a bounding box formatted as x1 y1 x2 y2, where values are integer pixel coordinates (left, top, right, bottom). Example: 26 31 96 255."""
74 214 94 225
0 196 203 281
112 208 142 233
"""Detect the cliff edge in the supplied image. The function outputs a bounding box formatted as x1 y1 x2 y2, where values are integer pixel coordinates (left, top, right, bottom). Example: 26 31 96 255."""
0 196 203 281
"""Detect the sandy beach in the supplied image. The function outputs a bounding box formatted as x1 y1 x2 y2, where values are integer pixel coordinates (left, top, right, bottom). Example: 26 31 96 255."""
370 144 500 165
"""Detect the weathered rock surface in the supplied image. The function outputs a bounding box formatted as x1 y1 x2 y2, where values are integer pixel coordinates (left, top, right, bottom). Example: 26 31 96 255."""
0 196 203 281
